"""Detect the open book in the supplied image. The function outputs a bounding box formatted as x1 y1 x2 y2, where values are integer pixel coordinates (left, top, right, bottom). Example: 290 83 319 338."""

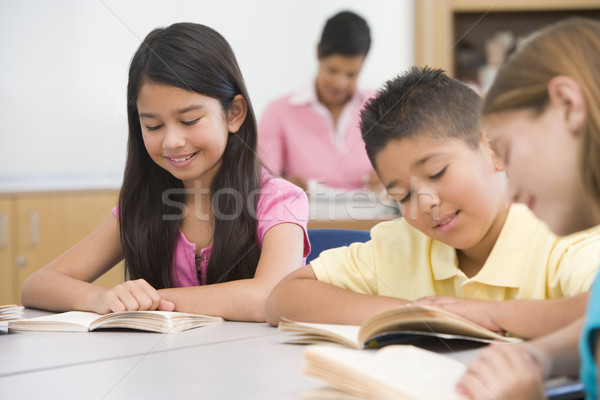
0 304 24 321
303 344 468 400
0 304 24 328
303 345 584 400
279 304 520 349
8 310 223 333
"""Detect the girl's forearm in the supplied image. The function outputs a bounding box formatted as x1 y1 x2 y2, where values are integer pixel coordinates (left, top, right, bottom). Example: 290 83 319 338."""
21 269 106 312
527 317 584 378
491 293 588 339
159 279 275 322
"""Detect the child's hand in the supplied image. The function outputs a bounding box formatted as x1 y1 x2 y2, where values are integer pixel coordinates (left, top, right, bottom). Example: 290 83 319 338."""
457 343 547 400
413 296 503 334
93 279 175 314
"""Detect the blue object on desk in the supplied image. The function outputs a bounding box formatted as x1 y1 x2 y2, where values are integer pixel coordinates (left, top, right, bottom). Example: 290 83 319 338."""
545 380 584 400
306 228 371 264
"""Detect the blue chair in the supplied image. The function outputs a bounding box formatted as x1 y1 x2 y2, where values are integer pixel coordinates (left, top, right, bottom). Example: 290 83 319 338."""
306 228 371 264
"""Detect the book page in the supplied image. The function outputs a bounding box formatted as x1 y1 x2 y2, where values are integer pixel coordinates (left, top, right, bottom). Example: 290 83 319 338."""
358 305 519 344
90 311 223 333
0 305 24 320
8 311 101 332
279 320 361 348
304 345 468 400
0 305 25 328
9 310 223 333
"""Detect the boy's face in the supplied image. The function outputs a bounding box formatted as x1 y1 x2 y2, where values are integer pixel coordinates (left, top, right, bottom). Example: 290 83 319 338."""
486 108 595 236
375 136 507 251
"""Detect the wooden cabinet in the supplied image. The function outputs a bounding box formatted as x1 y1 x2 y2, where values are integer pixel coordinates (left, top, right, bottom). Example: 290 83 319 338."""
307 219 387 231
0 190 124 305
0 198 14 304
415 0 600 83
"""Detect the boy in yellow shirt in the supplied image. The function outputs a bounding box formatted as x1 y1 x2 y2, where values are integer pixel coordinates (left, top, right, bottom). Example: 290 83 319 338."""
265 67 600 339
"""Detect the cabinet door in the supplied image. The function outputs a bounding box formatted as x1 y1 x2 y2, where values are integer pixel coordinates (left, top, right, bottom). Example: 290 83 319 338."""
61 192 125 288
15 192 124 303
0 198 14 305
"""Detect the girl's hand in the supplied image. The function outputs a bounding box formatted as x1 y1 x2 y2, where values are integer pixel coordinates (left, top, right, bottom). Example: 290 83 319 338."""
92 279 175 314
457 343 547 400
413 296 503 334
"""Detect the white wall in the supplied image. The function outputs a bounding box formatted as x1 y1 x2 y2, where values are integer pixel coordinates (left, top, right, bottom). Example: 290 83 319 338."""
0 0 414 185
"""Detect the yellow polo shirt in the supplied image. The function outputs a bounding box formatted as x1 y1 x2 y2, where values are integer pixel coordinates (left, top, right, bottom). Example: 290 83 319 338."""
311 204 600 301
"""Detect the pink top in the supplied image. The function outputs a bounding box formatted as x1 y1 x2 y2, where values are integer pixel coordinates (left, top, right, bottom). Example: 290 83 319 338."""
113 171 310 287
258 83 375 190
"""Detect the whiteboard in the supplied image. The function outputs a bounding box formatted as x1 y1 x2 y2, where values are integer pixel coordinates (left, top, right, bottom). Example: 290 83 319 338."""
0 0 413 187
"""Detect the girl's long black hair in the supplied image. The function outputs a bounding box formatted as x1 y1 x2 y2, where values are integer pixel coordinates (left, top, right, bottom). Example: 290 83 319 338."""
120 23 261 288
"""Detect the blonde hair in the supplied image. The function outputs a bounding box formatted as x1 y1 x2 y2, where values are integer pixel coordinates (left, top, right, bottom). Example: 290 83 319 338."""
484 18 600 207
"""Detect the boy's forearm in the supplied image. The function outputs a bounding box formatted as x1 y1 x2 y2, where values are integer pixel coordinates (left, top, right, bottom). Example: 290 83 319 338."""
492 293 588 339
265 271 408 326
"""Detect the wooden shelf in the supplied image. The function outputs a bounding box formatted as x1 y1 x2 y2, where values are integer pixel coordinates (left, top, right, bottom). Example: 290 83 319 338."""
452 0 600 12
415 0 600 79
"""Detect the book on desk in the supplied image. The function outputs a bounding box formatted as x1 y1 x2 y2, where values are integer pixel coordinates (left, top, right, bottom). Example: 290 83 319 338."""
8 310 223 333
279 304 520 349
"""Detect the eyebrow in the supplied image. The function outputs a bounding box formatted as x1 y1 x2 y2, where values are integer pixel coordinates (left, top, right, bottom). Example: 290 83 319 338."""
138 104 207 119
384 152 444 191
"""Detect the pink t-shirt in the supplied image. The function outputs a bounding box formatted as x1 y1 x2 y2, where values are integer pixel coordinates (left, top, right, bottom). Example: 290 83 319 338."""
112 171 310 287
258 83 375 190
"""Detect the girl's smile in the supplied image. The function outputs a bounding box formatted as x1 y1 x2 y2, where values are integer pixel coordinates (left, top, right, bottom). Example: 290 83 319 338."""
164 152 199 168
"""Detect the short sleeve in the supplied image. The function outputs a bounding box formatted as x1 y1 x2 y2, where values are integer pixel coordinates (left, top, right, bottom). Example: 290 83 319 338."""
579 272 600 398
311 240 378 295
258 100 286 175
548 225 600 296
256 173 310 257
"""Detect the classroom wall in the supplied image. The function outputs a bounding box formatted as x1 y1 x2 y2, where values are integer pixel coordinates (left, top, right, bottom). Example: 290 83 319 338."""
0 0 414 186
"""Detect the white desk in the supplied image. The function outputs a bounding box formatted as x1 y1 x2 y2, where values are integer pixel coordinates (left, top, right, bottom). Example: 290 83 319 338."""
0 309 583 400
0 309 481 400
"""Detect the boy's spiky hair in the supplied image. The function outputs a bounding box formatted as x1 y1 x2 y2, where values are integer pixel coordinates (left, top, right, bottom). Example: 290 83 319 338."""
360 67 482 169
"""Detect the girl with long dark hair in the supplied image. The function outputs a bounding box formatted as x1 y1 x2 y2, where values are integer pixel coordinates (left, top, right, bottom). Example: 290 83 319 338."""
21 23 310 322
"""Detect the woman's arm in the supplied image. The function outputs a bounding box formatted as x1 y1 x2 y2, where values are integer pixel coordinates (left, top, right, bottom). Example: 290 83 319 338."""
21 213 173 314
264 263 409 327
159 222 306 322
414 294 588 339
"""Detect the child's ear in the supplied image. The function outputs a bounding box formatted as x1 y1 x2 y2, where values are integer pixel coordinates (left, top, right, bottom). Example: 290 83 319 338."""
547 76 587 136
480 131 506 172
227 94 248 133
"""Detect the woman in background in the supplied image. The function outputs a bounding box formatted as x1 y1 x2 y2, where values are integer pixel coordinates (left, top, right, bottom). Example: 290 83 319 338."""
259 10 379 192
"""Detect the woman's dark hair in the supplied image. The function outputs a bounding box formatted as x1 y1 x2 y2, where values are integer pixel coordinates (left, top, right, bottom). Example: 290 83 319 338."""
361 67 482 170
318 11 371 59
121 22 261 288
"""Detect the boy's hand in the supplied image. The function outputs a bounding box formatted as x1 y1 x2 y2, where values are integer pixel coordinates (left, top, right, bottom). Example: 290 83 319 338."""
413 296 504 334
92 279 175 314
457 343 547 400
